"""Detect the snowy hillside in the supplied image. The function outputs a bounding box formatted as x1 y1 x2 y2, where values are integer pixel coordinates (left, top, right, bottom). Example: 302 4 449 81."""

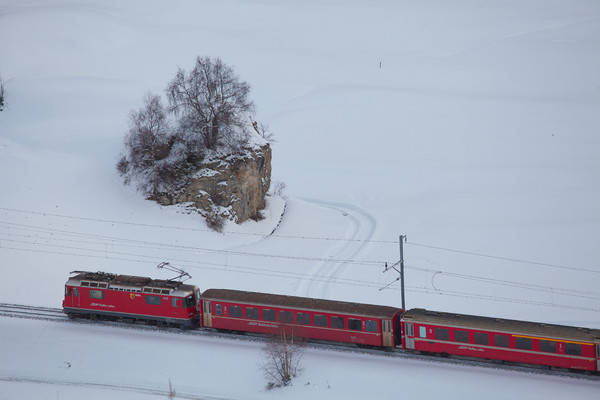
1 0 599 398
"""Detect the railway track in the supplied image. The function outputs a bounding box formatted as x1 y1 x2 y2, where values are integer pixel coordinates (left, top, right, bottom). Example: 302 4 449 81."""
1 303 598 382
0 303 68 322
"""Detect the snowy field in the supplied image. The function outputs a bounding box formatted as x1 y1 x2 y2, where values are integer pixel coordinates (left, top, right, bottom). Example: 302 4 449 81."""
1 0 599 398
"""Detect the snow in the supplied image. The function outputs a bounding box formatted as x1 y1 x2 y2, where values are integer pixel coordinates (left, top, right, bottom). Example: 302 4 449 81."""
1 0 600 398
2 317 599 400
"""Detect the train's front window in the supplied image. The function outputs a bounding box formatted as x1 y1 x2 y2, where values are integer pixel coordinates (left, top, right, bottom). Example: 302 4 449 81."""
185 294 196 308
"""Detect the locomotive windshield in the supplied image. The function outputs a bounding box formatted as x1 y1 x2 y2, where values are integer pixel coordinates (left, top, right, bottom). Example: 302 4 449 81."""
183 294 197 308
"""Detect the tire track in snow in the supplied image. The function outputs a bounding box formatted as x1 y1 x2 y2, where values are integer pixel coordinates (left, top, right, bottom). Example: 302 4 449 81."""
295 199 376 299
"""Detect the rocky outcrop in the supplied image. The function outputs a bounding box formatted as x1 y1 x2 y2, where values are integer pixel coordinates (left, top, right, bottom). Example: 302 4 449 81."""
157 143 271 224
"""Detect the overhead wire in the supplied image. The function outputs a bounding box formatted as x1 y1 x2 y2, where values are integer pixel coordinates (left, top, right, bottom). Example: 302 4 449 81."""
2 207 600 313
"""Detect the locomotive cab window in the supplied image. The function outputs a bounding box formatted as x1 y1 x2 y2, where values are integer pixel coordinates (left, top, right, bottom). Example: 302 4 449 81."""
183 294 196 308
89 290 104 300
172 298 179 308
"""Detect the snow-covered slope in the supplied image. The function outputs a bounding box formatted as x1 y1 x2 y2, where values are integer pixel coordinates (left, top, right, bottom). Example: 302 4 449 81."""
1 0 599 398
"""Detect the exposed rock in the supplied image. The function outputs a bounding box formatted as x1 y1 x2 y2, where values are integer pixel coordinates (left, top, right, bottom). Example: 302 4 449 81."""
156 142 271 224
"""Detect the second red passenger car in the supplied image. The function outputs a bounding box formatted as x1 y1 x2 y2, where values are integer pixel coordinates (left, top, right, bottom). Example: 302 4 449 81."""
201 289 402 347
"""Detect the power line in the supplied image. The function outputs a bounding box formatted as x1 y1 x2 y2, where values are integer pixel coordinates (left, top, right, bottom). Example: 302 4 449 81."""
406 240 599 275
406 264 600 301
2 220 600 300
3 243 598 314
0 207 395 244
2 207 598 276
0 222 385 266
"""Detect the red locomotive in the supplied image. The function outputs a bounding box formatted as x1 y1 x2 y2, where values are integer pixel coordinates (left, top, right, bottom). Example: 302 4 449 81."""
62 271 200 328
62 271 600 374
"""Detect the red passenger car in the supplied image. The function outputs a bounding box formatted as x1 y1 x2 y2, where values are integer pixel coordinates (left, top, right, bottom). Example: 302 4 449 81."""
201 289 402 347
62 271 200 328
401 308 600 372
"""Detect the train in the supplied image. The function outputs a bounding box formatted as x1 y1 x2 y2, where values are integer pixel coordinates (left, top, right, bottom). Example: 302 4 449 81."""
62 270 600 374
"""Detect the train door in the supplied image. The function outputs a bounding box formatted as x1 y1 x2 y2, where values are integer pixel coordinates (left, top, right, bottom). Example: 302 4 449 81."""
72 287 80 308
595 339 600 372
203 300 212 328
382 319 393 347
404 322 415 350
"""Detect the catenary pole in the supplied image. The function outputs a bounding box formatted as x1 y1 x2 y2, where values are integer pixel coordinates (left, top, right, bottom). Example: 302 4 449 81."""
399 235 406 310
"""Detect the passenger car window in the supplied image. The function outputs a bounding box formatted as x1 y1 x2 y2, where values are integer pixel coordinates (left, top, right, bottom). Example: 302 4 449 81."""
564 342 582 356
474 332 489 345
435 328 449 341
419 326 427 338
331 316 345 329
515 337 532 350
494 335 509 347
245 307 259 319
365 320 377 332
540 340 557 353
348 318 362 331
297 313 310 325
229 305 242 318
314 315 327 327
215 304 222 316
279 311 293 323
262 309 275 321
454 330 469 343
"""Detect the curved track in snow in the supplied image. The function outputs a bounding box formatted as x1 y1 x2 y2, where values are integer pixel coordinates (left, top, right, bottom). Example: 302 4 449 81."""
295 199 377 299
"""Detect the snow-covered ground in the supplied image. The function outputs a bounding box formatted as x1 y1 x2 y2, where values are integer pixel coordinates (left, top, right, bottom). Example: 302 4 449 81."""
1 0 599 398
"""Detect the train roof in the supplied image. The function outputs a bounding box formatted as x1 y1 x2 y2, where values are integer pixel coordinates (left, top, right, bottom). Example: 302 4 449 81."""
66 271 198 295
202 288 401 319
403 308 600 343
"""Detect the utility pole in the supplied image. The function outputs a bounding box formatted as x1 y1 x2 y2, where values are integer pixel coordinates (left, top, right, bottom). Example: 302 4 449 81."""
380 234 407 310
399 235 406 310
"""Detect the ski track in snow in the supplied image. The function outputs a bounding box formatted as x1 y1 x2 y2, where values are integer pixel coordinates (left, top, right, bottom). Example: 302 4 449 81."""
0 376 236 400
295 199 376 299
438 16 599 58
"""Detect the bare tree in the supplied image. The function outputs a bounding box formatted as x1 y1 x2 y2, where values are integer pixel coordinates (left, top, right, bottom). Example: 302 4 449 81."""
252 120 276 143
0 73 5 111
166 56 255 151
118 92 175 197
262 329 304 388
